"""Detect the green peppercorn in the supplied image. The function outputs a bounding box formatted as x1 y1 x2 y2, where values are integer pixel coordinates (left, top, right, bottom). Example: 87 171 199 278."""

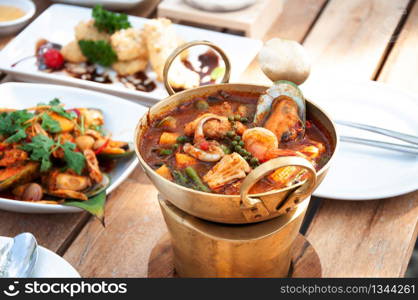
235 145 242 152
239 141 244 147
226 131 235 138
172 143 179 150
240 117 248 123
234 135 241 141
176 135 188 144
234 114 241 121
228 116 234 122
250 157 259 165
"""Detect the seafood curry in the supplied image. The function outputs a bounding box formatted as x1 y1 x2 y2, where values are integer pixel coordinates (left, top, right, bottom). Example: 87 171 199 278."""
140 81 332 195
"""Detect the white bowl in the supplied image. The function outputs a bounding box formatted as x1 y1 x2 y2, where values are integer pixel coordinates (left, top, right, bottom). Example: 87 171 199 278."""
0 0 35 36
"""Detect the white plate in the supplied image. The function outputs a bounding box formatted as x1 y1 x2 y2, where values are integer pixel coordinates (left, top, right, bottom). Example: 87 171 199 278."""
303 80 418 200
0 82 147 213
50 0 144 10
0 236 80 278
0 4 262 106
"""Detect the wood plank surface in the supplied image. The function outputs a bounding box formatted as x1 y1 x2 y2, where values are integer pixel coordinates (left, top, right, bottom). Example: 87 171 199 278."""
61 0 328 277
378 0 418 94
0 0 161 255
304 0 417 277
303 0 410 83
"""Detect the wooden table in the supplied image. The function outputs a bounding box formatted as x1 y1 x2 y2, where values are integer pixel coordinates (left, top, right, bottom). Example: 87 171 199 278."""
1 0 417 277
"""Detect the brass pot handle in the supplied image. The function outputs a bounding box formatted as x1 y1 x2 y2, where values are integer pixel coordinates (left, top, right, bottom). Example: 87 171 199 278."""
239 156 317 221
163 40 231 95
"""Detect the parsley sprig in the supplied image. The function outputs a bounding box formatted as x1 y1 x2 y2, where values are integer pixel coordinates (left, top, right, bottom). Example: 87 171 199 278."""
21 135 86 174
92 5 131 34
78 40 117 67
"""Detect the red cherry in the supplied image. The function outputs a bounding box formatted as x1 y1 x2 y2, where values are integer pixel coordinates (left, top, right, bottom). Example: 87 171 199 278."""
43 48 64 69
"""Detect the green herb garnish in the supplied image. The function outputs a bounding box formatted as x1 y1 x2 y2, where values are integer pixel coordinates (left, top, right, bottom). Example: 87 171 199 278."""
21 135 86 174
92 5 131 34
62 142 86 175
0 110 34 144
41 113 61 133
21 135 56 172
78 40 117 67
38 98 76 120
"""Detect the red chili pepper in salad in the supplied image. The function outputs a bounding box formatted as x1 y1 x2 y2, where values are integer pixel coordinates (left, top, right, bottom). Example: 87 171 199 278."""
69 108 81 118
94 138 110 155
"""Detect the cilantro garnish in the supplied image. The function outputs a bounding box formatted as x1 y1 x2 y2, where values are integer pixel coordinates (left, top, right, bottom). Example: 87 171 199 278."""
21 135 86 174
78 40 117 67
5 129 27 144
38 98 76 120
89 124 106 136
62 142 86 175
21 135 56 172
41 113 61 133
92 5 131 34
0 110 34 144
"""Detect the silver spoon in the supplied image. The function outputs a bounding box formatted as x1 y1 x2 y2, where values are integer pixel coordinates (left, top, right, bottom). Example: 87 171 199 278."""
0 233 38 278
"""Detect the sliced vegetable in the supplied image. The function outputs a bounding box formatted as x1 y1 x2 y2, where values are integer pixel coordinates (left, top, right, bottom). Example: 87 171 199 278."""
159 132 179 145
156 164 173 180
49 112 75 132
175 153 197 168
185 167 211 193
0 162 40 191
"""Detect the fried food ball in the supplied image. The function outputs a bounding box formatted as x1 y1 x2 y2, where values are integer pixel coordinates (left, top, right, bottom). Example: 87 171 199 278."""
75 19 110 42
110 28 147 61
112 57 148 76
60 40 87 63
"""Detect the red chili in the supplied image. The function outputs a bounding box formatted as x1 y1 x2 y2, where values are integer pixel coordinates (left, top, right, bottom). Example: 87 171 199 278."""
199 141 209 151
69 108 81 117
94 139 110 155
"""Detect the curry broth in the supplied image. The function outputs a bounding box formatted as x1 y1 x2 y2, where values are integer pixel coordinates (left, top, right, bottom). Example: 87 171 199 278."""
140 90 332 195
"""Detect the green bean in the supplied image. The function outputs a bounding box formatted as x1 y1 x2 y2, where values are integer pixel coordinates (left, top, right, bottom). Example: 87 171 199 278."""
172 170 189 187
159 149 172 156
185 167 211 193
226 131 235 138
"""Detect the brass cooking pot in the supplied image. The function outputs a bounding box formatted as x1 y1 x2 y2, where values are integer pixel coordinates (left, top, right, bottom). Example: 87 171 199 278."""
134 41 338 224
